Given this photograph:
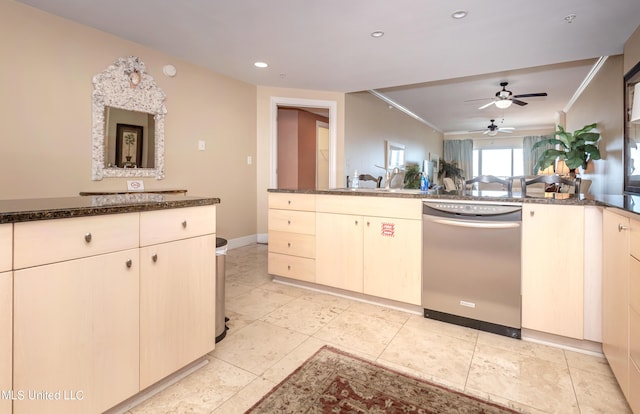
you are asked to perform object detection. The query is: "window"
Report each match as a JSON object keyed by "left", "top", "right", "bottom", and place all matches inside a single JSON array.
[{"left": 473, "top": 148, "right": 523, "bottom": 177}]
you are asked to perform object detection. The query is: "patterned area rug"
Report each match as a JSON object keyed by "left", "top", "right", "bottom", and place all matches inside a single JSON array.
[{"left": 246, "top": 345, "right": 520, "bottom": 413}]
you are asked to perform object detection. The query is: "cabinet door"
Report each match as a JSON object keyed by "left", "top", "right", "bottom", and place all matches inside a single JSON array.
[
  {"left": 521, "top": 204, "right": 584, "bottom": 339},
  {"left": 0, "top": 272, "right": 11, "bottom": 414},
  {"left": 602, "top": 208, "right": 630, "bottom": 398},
  {"left": 316, "top": 213, "right": 363, "bottom": 292},
  {"left": 140, "top": 234, "right": 216, "bottom": 389},
  {"left": 13, "top": 250, "right": 139, "bottom": 414},
  {"left": 363, "top": 216, "right": 422, "bottom": 305}
]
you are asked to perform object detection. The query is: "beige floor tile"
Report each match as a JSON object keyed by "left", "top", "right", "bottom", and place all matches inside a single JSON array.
[
  {"left": 378, "top": 315, "right": 477, "bottom": 390},
  {"left": 212, "top": 376, "right": 277, "bottom": 414},
  {"left": 129, "top": 357, "right": 256, "bottom": 414},
  {"left": 312, "top": 309, "right": 404, "bottom": 357},
  {"left": 261, "top": 337, "right": 329, "bottom": 384},
  {"left": 345, "top": 300, "right": 413, "bottom": 325},
  {"left": 225, "top": 286, "right": 296, "bottom": 319},
  {"left": 479, "top": 332, "right": 567, "bottom": 365},
  {"left": 260, "top": 280, "right": 308, "bottom": 298},
  {"left": 466, "top": 342, "right": 579, "bottom": 414},
  {"left": 261, "top": 296, "right": 344, "bottom": 335},
  {"left": 297, "top": 290, "right": 355, "bottom": 310},
  {"left": 564, "top": 349, "right": 614, "bottom": 378},
  {"left": 569, "top": 365, "right": 632, "bottom": 414},
  {"left": 211, "top": 320, "right": 308, "bottom": 375}
]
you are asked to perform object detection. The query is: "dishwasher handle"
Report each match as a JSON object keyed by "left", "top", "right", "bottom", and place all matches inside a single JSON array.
[{"left": 428, "top": 218, "right": 520, "bottom": 229}]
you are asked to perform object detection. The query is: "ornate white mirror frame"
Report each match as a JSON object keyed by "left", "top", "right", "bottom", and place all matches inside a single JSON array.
[{"left": 92, "top": 56, "right": 166, "bottom": 180}]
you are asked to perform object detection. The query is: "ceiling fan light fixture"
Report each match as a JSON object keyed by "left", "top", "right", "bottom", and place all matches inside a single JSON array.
[
  {"left": 495, "top": 99, "right": 512, "bottom": 109},
  {"left": 254, "top": 61, "right": 268, "bottom": 68},
  {"left": 487, "top": 130, "right": 498, "bottom": 137}
]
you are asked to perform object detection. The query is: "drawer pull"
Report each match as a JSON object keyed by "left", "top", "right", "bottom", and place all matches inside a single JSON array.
[
  {"left": 126, "top": 259, "right": 132, "bottom": 268},
  {"left": 287, "top": 242, "right": 291, "bottom": 248},
  {"left": 84, "top": 232, "right": 92, "bottom": 243},
  {"left": 152, "top": 253, "right": 158, "bottom": 263},
  {"left": 288, "top": 220, "right": 291, "bottom": 225},
  {"left": 355, "top": 220, "right": 359, "bottom": 225},
  {"left": 529, "top": 210, "right": 535, "bottom": 217},
  {"left": 182, "top": 220, "right": 187, "bottom": 228},
  {"left": 619, "top": 224, "right": 629, "bottom": 232},
  {"left": 287, "top": 265, "right": 291, "bottom": 271},
  {"left": 288, "top": 200, "right": 291, "bottom": 205}
]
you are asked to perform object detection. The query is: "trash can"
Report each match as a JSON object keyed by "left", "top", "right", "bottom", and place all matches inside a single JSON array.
[{"left": 215, "top": 237, "right": 229, "bottom": 343}]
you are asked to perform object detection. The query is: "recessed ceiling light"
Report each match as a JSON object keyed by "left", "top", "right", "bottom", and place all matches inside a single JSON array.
[
  {"left": 254, "top": 62, "right": 268, "bottom": 68},
  {"left": 370, "top": 31, "right": 384, "bottom": 38},
  {"left": 451, "top": 10, "right": 468, "bottom": 19}
]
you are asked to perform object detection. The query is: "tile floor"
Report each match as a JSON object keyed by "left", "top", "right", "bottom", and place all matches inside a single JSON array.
[{"left": 128, "top": 243, "right": 632, "bottom": 414}]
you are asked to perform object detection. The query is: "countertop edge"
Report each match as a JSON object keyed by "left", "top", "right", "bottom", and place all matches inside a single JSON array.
[{"left": 0, "top": 195, "right": 220, "bottom": 224}]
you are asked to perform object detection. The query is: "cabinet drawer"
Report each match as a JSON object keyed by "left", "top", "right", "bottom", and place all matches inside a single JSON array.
[
  {"left": 632, "top": 218, "right": 640, "bottom": 261},
  {"left": 268, "top": 209, "right": 315, "bottom": 234},
  {"left": 269, "top": 193, "right": 315, "bottom": 211},
  {"left": 268, "top": 231, "right": 315, "bottom": 258},
  {"left": 316, "top": 195, "right": 421, "bottom": 219},
  {"left": 14, "top": 213, "right": 139, "bottom": 269},
  {"left": 0, "top": 224, "right": 11, "bottom": 272},
  {"left": 140, "top": 205, "right": 216, "bottom": 246},
  {"left": 268, "top": 252, "right": 315, "bottom": 282}
]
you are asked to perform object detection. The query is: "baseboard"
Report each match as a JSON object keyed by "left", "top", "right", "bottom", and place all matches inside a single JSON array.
[
  {"left": 522, "top": 328, "right": 603, "bottom": 356},
  {"left": 224, "top": 234, "right": 258, "bottom": 250},
  {"left": 257, "top": 232, "right": 268, "bottom": 244}
]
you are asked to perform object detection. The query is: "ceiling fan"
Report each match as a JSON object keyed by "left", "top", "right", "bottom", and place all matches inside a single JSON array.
[
  {"left": 471, "top": 119, "right": 515, "bottom": 136},
  {"left": 478, "top": 82, "right": 547, "bottom": 110}
]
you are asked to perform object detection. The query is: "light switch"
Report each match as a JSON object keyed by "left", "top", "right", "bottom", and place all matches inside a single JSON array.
[
  {"left": 198, "top": 140, "right": 206, "bottom": 151},
  {"left": 247, "top": 155, "right": 253, "bottom": 165}
]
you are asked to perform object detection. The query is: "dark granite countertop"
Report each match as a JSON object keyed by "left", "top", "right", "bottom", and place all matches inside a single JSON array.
[
  {"left": 269, "top": 188, "right": 602, "bottom": 205},
  {"left": 269, "top": 187, "right": 640, "bottom": 216},
  {"left": 0, "top": 194, "right": 220, "bottom": 224}
]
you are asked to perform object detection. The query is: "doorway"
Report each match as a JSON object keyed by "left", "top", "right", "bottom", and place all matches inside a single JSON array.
[{"left": 270, "top": 97, "right": 337, "bottom": 189}]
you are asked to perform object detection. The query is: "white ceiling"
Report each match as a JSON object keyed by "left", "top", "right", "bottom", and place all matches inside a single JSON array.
[{"left": 16, "top": 0, "right": 640, "bottom": 134}]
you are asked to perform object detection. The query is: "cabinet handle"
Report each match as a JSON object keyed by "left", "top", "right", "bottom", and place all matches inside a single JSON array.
[
  {"left": 287, "top": 242, "right": 291, "bottom": 248},
  {"left": 619, "top": 224, "right": 629, "bottom": 232},
  {"left": 287, "top": 220, "right": 291, "bottom": 225},
  {"left": 367, "top": 221, "right": 370, "bottom": 227},
  {"left": 84, "top": 232, "right": 92, "bottom": 243},
  {"left": 529, "top": 210, "right": 535, "bottom": 217},
  {"left": 182, "top": 220, "right": 187, "bottom": 228},
  {"left": 355, "top": 220, "right": 358, "bottom": 225},
  {"left": 126, "top": 259, "right": 132, "bottom": 268},
  {"left": 288, "top": 200, "right": 291, "bottom": 205},
  {"left": 152, "top": 253, "right": 158, "bottom": 263},
  {"left": 287, "top": 265, "right": 291, "bottom": 270}
]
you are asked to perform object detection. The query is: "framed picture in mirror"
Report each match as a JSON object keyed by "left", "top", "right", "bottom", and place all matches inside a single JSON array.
[{"left": 115, "top": 123, "right": 143, "bottom": 168}]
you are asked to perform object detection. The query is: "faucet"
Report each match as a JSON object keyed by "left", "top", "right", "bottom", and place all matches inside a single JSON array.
[{"left": 384, "top": 167, "right": 400, "bottom": 190}]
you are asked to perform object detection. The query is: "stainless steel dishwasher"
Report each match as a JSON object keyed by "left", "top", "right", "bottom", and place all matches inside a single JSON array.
[{"left": 422, "top": 200, "right": 522, "bottom": 339}]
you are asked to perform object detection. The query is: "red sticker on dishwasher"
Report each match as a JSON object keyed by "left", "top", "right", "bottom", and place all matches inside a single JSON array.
[{"left": 381, "top": 222, "right": 395, "bottom": 237}]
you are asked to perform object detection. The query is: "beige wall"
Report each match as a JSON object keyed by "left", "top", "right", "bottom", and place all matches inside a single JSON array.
[
  {"left": 566, "top": 56, "right": 624, "bottom": 196},
  {"left": 624, "top": 24, "right": 640, "bottom": 75},
  {"left": 0, "top": 0, "right": 257, "bottom": 240},
  {"left": 344, "top": 91, "right": 443, "bottom": 183}
]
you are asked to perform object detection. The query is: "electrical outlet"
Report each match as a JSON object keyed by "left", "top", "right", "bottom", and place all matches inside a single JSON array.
[
  {"left": 198, "top": 140, "right": 206, "bottom": 151},
  {"left": 247, "top": 155, "right": 252, "bottom": 165}
]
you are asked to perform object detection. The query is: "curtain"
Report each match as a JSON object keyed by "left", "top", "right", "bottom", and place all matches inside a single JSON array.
[
  {"left": 444, "top": 139, "right": 473, "bottom": 180},
  {"left": 523, "top": 135, "right": 553, "bottom": 175}
]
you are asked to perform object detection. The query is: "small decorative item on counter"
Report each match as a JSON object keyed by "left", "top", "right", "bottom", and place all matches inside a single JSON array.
[
  {"left": 420, "top": 173, "right": 429, "bottom": 192},
  {"left": 352, "top": 170, "right": 359, "bottom": 188}
]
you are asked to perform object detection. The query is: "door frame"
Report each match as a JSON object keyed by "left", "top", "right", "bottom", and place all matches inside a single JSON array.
[{"left": 270, "top": 96, "right": 337, "bottom": 188}]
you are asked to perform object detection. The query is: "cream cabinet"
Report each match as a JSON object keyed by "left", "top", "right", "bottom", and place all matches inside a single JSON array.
[
  {"left": 521, "top": 204, "right": 585, "bottom": 339},
  {"left": 0, "top": 224, "right": 12, "bottom": 414},
  {"left": 139, "top": 206, "right": 216, "bottom": 389},
  {"left": 315, "top": 196, "right": 422, "bottom": 305},
  {"left": 602, "top": 208, "right": 630, "bottom": 399},
  {"left": 13, "top": 214, "right": 140, "bottom": 414},
  {"left": 268, "top": 193, "right": 316, "bottom": 282}
]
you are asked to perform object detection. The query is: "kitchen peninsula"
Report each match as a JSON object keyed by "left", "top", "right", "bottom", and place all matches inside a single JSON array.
[{"left": 1, "top": 194, "right": 219, "bottom": 414}]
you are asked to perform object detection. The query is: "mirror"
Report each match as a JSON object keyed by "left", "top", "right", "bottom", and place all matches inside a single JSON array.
[{"left": 92, "top": 56, "right": 166, "bottom": 180}]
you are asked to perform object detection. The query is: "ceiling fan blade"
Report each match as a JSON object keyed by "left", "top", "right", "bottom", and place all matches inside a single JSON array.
[
  {"left": 478, "top": 101, "right": 495, "bottom": 109},
  {"left": 499, "top": 129, "right": 513, "bottom": 133},
  {"left": 512, "top": 99, "right": 528, "bottom": 106},
  {"left": 513, "top": 92, "right": 547, "bottom": 98},
  {"left": 499, "top": 126, "right": 515, "bottom": 130}
]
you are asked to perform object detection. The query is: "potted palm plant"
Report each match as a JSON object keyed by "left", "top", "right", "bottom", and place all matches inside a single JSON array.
[{"left": 533, "top": 123, "right": 602, "bottom": 176}]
